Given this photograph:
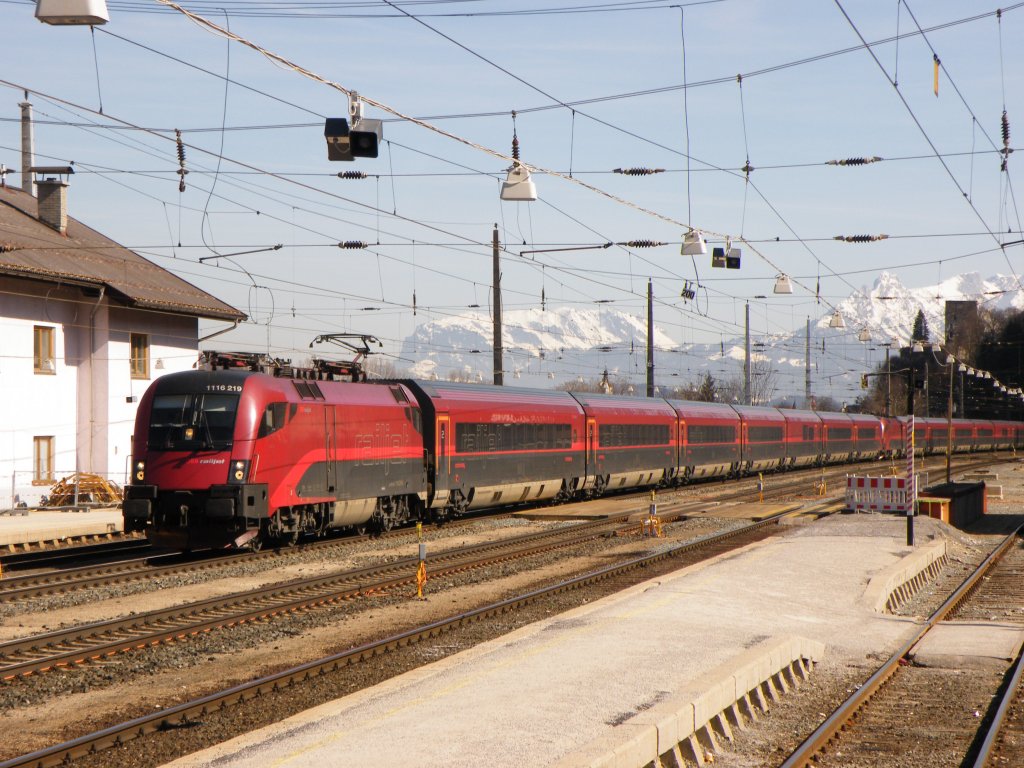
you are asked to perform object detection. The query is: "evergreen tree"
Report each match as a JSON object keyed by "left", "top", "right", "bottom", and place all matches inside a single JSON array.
[
  {"left": 696, "top": 372, "right": 717, "bottom": 402},
  {"left": 911, "top": 309, "right": 930, "bottom": 342}
]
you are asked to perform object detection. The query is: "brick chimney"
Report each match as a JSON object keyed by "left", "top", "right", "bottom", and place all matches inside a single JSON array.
[{"left": 37, "top": 178, "right": 69, "bottom": 235}]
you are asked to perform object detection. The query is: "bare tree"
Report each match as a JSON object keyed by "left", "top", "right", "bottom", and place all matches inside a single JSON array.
[
  {"left": 363, "top": 357, "right": 404, "bottom": 379},
  {"left": 749, "top": 357, "right": 779, "bottom": 406}
]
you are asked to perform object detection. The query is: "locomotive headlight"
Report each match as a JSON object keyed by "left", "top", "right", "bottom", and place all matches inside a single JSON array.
[
  {"left": 135, "top": 460, "right": 145, "bottom": 482},
  {"left": 229, "top": 460, "right": 250, "bottom": 484}
]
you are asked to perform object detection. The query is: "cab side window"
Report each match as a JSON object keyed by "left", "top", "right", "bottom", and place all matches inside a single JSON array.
[{"left": 258, "top": 402, "right": 288, "bottom": 438}]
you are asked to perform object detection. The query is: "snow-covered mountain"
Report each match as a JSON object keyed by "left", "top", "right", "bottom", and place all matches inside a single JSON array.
[
  {"left": 827, "top": 271, "right": 1023, "bottom": 344},
  {"left": 402, "top": 306, "right": 675, "bottom": 385},
  {"left": 397, "top": 272, "right": 1022, "bottom": 405}
]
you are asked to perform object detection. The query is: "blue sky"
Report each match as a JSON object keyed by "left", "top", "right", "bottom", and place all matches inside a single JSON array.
[{"left": 1, "top": 0, "right": 1021, "bottom": 371}]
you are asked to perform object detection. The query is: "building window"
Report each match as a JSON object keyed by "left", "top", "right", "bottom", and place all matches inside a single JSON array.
[
  {"left": 34, "top": 325, "right": 55, "bottom": 374},
  {"left": 130, "top": 333, "right": 150, "bottom": 379},
  {"left": 33, "top": 436, "right": 54, "bottom": 484}
]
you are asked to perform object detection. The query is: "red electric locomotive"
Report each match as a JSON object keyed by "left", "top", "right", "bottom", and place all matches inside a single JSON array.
[{"left": 124, "top": 370, "right": 427, "bottom": 550}]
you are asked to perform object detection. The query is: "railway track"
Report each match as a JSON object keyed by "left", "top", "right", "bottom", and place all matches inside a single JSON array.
[
  {"left": 781, "top": 524, "right": 1024, "bottom": 768},
  {"left": 0, "top": 505, "right": 804, "bottom": 768},
  {"left": 0, "top": 506, "right": 717, "bottom": 683},
  {"left": 0, "top": 451, "right": 1000, "bottom": 605},
  {"left": 0, "top": 537, "right": 151, "bottom": 572},
  {"left": 0, "top": 451, "right": 1009, "bottom": 767}
]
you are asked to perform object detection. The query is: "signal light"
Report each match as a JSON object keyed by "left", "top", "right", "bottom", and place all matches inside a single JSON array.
[
  {"left": 711, "top": 240, "right": 741, "bottom": 269},
  {"left": 325, "top": 118, "right": 353, "bottom": 161},
  {"left": 324, "top": 118, "right": 383, "bottom": 161},
  {"left": 350, "top": 119, "right": 383, "bottom": 158},
  {"left": 325, "top": 93, "right": 383, "bottom": 162}
]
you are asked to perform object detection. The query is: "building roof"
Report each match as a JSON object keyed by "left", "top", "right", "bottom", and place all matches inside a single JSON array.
[{"left": 0, "top": 184, "right": 245, "bottom": 322}]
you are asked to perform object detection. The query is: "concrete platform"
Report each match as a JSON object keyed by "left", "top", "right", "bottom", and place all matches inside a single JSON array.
[
  {"left": 164, "top": 512, "right": 955, "bottom": 768},
  {"left": 910, "top": 621, "right": 1024, "bottom": 671},
  {"left": 0, "top": 507, "right": 123, "bottom": 549}
]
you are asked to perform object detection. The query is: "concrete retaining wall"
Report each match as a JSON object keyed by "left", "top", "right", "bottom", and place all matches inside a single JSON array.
[
  {"left": 552, "top": 635, "right": 825, "bottom": 768},
  {"left": 862, "top": 539, "right": 946, "bottom": 613}
]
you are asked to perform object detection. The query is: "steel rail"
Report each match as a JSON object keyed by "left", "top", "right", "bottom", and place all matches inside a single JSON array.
[
  {"left": 0, "top": 451, "right": 998, "bottom": 604},
  {"left": 969, "top": 639, "right": 1024, "bottom": 768},
  {"left": 0, "top": 509, "right": 789, "bottom": 768},
  {"left": 0, "top": 538, "right": 151, "bottom": 571},
  {"left": 0, "top": 509, "right": 693, "bottom": 681},
  {"left": 779, "top": 523, "right": 1024, "bottom": 768}
]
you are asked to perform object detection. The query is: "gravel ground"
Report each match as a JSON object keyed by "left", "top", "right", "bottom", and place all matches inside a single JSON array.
[
  {"left": 2, "top": 458, "right": 1019, "bottom": 768},
  {"left": 708, "top": 495, "right": 1024, "bottom": 768},
  {"left": 0, "top": 513, "right": 741, "bottom": 761}
]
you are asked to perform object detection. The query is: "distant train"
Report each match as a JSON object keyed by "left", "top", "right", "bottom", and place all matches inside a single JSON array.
[{"left": 122, "top": 370, "right": 1024, "bottom": 550}]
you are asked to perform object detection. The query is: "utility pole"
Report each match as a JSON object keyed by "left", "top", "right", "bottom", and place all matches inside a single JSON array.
[
  {"left": 885, "top": 344, "right": 892, "bottom": 417},
  {"left": 946, "top": 357, "right": 954, "bottom": 483},
  {"left": 646, "top": 279, "right": 654, "bottom": 397},
  {"left": 805, "top": 317, "right": 811, "bottom": 407},
  {"left": 492, "top": 224, "right": 502, "bottom": 386},
  {"left": 744, "top": 302, "right": 751, "bottom": 405}
]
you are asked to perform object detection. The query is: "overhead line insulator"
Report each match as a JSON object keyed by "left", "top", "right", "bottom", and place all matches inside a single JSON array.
[
  {"left": 619, "top": 240, "right": 665, "bottom": 249},
  {"left": 338, "top": 241, "right": 367, "bottom": 249},
  {"left": 613, "top": 168, "right": 665, "bottom": 176},
  {"left": 826, "top": 156, "right": 883, "bottom": 166},
  {"left": 833, "top": 234, "right": 889, "bottom": 243},
  {"left": 175, "top": 129, "right": 188, "bottom": 192},
  {"left": 337, "top": 171, "right": 368, "bottom": 179}
]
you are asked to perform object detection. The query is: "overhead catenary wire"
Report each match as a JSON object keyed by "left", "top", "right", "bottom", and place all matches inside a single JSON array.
[
  {"left": 3, "top": 10, "right": 1010, "bottom": 384},
  {"left": 141, "top": 2, "right": 857, "bottom": 322},
  {"left": 833, "top": 0, "right": 1023, "bottom": 292}
]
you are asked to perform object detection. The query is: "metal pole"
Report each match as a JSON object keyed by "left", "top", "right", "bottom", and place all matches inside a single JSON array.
[
  {"left": 946, "top": 359, "right": 953, "bottom": 484},
  {"left": 492, "top": 224, "right": 502, "bottom": 386},
  {"left": 805, "top": 317, "right": 811, "bottom": 407},
  {"left": 885, "top": 345, "right": 891, "bottom": 417},
  {"left": 646, "top": 279, "right": 654, "bottom": 397},
  {"left": 744, "top": 302, "right": 751, "bottom": 405},
  {"left": 906, "top": 358, "right": 915, "bottom": 418}
]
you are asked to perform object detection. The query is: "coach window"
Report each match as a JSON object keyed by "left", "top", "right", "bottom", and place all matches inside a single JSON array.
[
  {"left": 130, "top": 333, "right": 150, "bottom": 379},
  {"left": 34, "top": 325, "right": 55, "bottom": 374},
  {"left": 33, "top": 436, "right": 54, "bottom": 484}
]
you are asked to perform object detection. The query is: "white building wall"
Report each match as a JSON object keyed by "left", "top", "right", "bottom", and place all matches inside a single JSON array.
[
  {"left": 0, "top": 278, "right": 81, "bottom": 507},
  {"left": 0, "top": 277, "right": 202, "bottom": 508},
  {"left": 106, "top": 307, "right": 198, "bottom": 486}
]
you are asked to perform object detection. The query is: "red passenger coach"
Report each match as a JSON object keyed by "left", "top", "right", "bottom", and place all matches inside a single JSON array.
[
  {"left": 778, "top": 409, "right": 823, "bottom": 468},
  {"left": 913, "top": 417, "right": 949, "bottom": 455},
  {"left": 669, "top": 401, "right": 741, "bottom": 480},
  {"left": 733, "top": 405, "right": 788, "bottom": 474},
  {"left": 570, "top": 392, "right": 678, "bottom": 494},
  {"left": 401, "top": 381, "right": 586, "bottom": 514},
  {"left": 848, "top": 413, "right": 883, "bottom": 460},
  {"left": 818, "top": 412, "right": 857, "bottom": 462},
  {"left": 879, "top": 417, "right": 904, "bottom": 457}
]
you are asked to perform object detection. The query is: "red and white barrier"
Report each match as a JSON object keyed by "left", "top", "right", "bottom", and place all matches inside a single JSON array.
[{"left": 846, "top": 475, "right": 910, "bottom": 512}]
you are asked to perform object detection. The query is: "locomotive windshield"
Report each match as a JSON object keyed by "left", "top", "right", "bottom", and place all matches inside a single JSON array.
[{"left": 147, "top": 392, "right": 239, "bottom": 450}]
